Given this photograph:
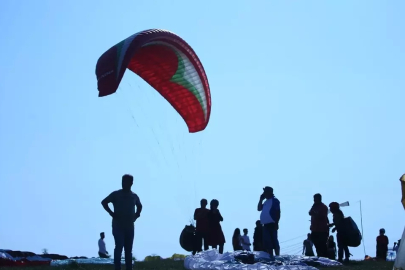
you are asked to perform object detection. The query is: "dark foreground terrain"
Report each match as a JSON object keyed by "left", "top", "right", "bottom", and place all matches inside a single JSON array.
[{"left": 0, "top": 260, "right": 394, "bottom": 270}]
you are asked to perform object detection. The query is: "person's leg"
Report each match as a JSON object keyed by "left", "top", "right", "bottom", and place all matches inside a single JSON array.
[
  {"left": 310, "top": 232, "right": 320, "bottom": 256},
  {"left": 218, "top": 244, "right": 224, "bottom": 254},
  {"left": 202, "top": 232, "right": 209, "bottom": 251},
  {"left": 270, "top": 224, "right": 280, "bottom": 256},
  {"left": 98, "top": 252, "right": 108, "bottom": 258},
  {"left": 192, "top": 232, "right": 202, "bottom": 255},
  {"left": 263, "top": 224, "right": 274, "bottom": 258},
  {"left": 113, "top": 225, "right": 125, "bottom": 270},
  {"left": 320, "top": 232, "right": 329, "bottom": 258},
  {"left": 344, "top": 245, "right": 350, "bottom": 260},
  {"left": 123, "top": 225, "right": 135, "bottom": 270},
  {"left": 337, "top": 233, "right": 344, "bottom": 261}
]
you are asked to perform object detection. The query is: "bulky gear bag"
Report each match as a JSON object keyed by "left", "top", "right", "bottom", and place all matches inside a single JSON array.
[
  {"left": 180, "top": 224, "right": 196, "bottom": 252},
  {"left": 341, "top": 216, "right": 362, "bottom": 247}
]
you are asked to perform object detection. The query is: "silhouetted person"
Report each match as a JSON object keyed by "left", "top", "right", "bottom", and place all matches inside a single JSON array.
[
  {"left": 253, "top": 220, "right": 263, "bottom": 251},
  {"left": 98, "top": 232, "right": 109, "bottom": 258},
  {"left": 101, "top": 174, "right": 143, "bottom": 270},
  {"left": 206, "top": 199, "right": 226, "bottom": 254},
  {"left": 309, "top": 193, "right": 329, "bottom": 257},
  {"left": 376, "top": 228, "right": 389, "bottom": 260},
  {"left": 241, "top": 228, "right": 252, "bottom": 251},
  {"left": 329, "top": 202, "right": 350, "bottom": 262},
  {"left": 394, "top": 239, "right": 401, "bottom": 254},
  {"left": 303, "top": 233, "right": 315, "bottom": 256},
  {"left": 232, "top": 228, "right": 243, "bottom": 251},
  {"left": 258, "top": 186, "right": 281, "bottom": 259},
  {"left": 327, "top": 235, "right": 337, "bottom": 260},
  {"left": 193, "top": 199, "right": 210, "bottom": 255}
]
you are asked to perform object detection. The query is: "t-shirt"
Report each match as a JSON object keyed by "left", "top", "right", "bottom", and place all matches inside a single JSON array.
[
  {"left": 103, "top": 189, "right": 141, "bottom": 226},
  {"left": 194, "top": 208, "right": 209, "bottom": 232},
  {"left": 241, "top": 235, "right": 251, "bottom": 251},
  {"left": 98, "top": 239, "right": 107, "bottom": 254},
  {"left": 260, "top": 198, "right": 275, "bottom": 224},
  {"left": 376, "top": 235, "right": 389, "bottom": 248},
  {"left": 310, "top": 203, "right": 329, "bottom": 232}
]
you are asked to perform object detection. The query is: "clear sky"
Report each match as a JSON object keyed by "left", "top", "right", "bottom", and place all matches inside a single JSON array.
[{"left": 0, "top": 0, "right": 404, "bottom": 261}]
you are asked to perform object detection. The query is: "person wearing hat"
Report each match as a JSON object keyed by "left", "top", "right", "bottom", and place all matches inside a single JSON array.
[
  {"left": 376, "top": 228, "right": 389, "bottom": 260},
  {"left": 257, "top": 186, "right": 281, "bottom": 258},
  {"left": 101, "top": 174, "right": 143, "bottom": 270}
]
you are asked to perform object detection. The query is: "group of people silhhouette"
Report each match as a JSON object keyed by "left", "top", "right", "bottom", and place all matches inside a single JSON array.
[
  {"left": 97, "top": 174, "right": 392, "bottom": 270},
  {"left": 193, "top": 188, "right": 364, "bottom": 263},
  {"left": 192, "top": 199, "right": 226, "bottom": 254},
  {"left": 193, "top": 186, "right": 281, "bottom": 259},
  {"left": 307, "top": 193, "right": 352, "bottom": 262}
]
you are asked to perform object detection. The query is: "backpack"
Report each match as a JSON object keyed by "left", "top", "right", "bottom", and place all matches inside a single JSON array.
[
  {"left": 179, "top": 224, "right": 196, "bottom": 252},
  {"left": 342, "top": 216, "right": 362, "bottom": 247}
]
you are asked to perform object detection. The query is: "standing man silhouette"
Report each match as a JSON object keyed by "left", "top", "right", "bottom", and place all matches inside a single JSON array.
[{"left": 102, "top": 174, "right": 142, "bottom": 270}]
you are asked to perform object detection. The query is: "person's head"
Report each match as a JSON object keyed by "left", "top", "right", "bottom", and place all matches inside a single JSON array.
[
  {"left": 379, "top": 228, "right": 385, "bottom": 235},
  {"left": 210, "top": 199, "right": 219, "bottom": 210},
  {"left": 313, "top": 193, "right": 322, "bottom": 203},
  {"left": 243, "top": 228, "right": 248, "bottom": 235},
  {"left": 233, "top": 228, "right": 241, "bottom": 237},
  {"left": 329, "top": 202, "right": 340, "bottom": 213},
  {"left": 100, "top": 232, "right": 105, "bottom": 239},
  {"left": 263, "top": 186, "right": 274, "bottom": 199},
  {"left": 200, "top": 199, "right": 208, "bottom": 208},
  {"left": 122, "top": 174, "right": 134, "bottom": 191},
  {"left": 328, "top": 235, "right": 334, "bottom": 241},
  {"left": 255, "top": 220, "right": 261, "bottom": 227},
  {"left": 307, "top": 233, "right": 311, "bottom": 240}
]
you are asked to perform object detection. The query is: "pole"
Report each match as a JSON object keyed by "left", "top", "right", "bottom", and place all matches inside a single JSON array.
[{"left": 359, "top": 200, "right": 367, "bottom": 256}]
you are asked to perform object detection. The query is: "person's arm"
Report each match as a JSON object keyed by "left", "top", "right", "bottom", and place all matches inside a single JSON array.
[
  {"left": 135, "top": 196, "right": 143, "bottom": 219},
  {"left": 194, "top": 209, "right": 199, "bottom": 220},
  {"left": 101, "top": 192, "right": 115, "bottom": 217},
  {"left": 303, "top": 241, "right": 306, "bottom": 255},
  {"left": 257, "top": 194, "right": 265, "bottom": 211},
  {"left": 218, "top": 211, "right": 223, "bottom": 222}
]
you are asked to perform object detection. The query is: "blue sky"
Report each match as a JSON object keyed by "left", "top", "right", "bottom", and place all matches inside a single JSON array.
[{"left": 0, "top": 0, "right": 404, "bottom": 261}]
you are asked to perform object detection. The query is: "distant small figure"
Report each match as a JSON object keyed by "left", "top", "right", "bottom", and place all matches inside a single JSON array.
[
  {"left": 309, "top": 193, "right": 329, "bottom": 258},
  {"left": 302, "top": 233, "right": 315, "bottom": 256},
  {"left": 257, "top": 186, "right": 281, "bottom": 259},
  {"left": 394, "top": 239, "right": 401, "bottom": 253},
  {"left": 241, "top": 228, "right": 252, "bottom": 251},
  {"left": 329, "top": 202, "right": 350, "bottom": 262},
  {"left": 207, "top": 199, "right": 226, "bottom": 254},
  {"left": 253, "top": 220, "right": 263, "bottom": 251},
  {"left": 376, "top": 228, "right": 389, "bottom": 260},
  {"left": 327, "top": 235, "right": 337, "bottom": 260},
  {"left": 98, "top": 232, "right": 109, "bottom": 258},
  {"left": 232, "top": 228, "right": 243, "bottom": 251},
  {"left": 193, "top": 199, "right": 210, "bottom": 255}
]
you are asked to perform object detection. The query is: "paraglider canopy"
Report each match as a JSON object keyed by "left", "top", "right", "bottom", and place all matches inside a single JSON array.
[{"left": 95, "top": 29, "right": 211, "bottom": 133}]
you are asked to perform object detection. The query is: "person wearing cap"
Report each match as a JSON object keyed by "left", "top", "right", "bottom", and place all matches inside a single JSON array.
[
  {"left": 257, "top": 186, "right": 281, "bottom": 258},
  {"left": 376, "top": 228, "right": 389, "bottom": 260},
  {"left": 101, "top": 174, "right": 143, "bottom": 270},
  {"left": 309, "top": 193, "right": 329, "bottom": 258}
]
